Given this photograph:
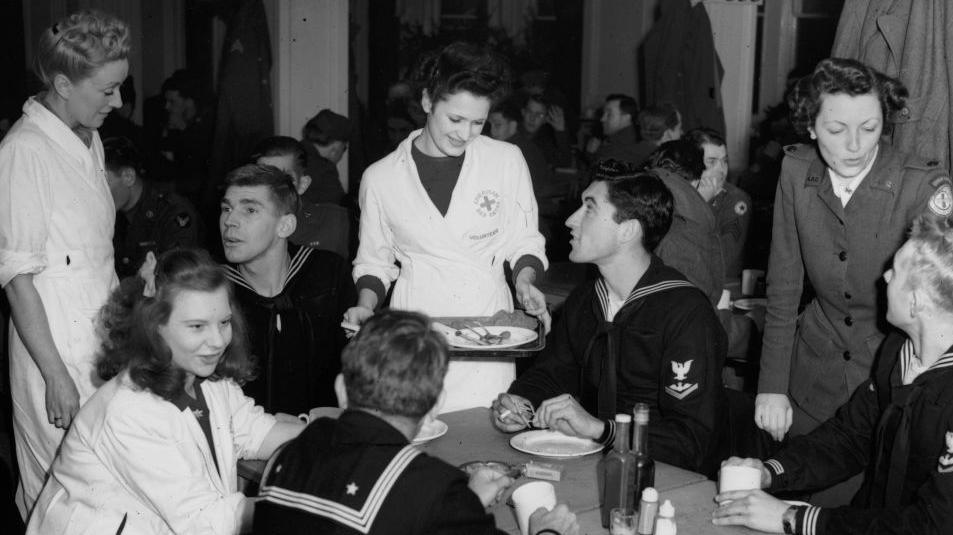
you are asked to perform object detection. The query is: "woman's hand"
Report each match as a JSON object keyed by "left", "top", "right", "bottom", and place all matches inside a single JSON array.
[
  {"left": 343, "top": 306, "right": 374, "bottom": 326},
  {"left": 45, "top": 370, "right": 80, "bottom": 429},
  {"left": 467, "top": 466, "right": 514, "bottom": 508},
  {"left": 755, "top": 393, "right": 793, "bottom": 442},
  {"left": 514, "top": 272, "right": 551, "bottom": 334},
  {"left": 696, "top": 170, "right": 723, "bottom": 202},
  {"left": 712, "top": 489, "right": 789, "bottom": 533}
]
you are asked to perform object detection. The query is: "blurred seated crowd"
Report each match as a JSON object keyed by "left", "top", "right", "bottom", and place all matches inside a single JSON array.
[{"left": 3, "top": 8, "right": 953, "bottom": 535}]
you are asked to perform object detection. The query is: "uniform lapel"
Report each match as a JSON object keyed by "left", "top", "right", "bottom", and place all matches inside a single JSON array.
[
  {"left": 25, "top": 98, "right": 114, "bottom": 215},
  {"left": 807, "top": 156, "right": 844, "bottom": 220}
]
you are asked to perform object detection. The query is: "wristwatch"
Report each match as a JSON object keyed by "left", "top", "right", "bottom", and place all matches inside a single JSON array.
[{"left": 782, "top": 505, "right": 802, "bottom": 535}]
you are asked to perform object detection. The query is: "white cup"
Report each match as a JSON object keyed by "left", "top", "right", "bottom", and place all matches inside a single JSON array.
[
  {"left": 512, "top": 481, "right": 557, "bottom": 535},
  {"left": 719, "top": 464, "right": 762, "bottom": 494}
]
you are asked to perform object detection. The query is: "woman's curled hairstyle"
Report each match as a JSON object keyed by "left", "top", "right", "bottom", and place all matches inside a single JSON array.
[
  {"left": 787, "top": 57, "right": 908, "bottom": 138},
  {"left": 414, "top": 41, "right": 511, "bottom": 105},
  {"left": 34, "top": 10, "right": 130, "bottom": 88},
  {"left": 97, "top": 248, "right": 255, "bottom": 401}
]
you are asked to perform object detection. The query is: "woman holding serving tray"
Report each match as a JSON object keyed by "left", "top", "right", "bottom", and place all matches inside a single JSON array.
[{"left": 344, "top": 41, "right": 549, "bottom": 413}]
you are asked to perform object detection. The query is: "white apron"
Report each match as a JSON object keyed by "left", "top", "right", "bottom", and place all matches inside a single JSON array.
[
  {"left": 0, "top": 98, "right": 118, "bottom": 518},
  {"left": 355, "top": 132, "right": 547, "bottom": 412}
]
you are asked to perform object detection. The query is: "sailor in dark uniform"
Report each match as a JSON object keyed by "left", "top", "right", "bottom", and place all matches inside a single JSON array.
[
  {"left": 254, "top": 310, "right": 580, "bottom": 535},
  {"left": 104, "top": 136, "right": 200, "bottom": 278},
  {"left": 713, "top": 214, "right": 953, "bottom": 535},
  {"left": 493, "top": 161, "right": 727, "bottom": 474}
]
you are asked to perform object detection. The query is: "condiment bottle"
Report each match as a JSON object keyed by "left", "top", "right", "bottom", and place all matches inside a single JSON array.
[
  {"left": 654, "top": 499, "right": 677, "bottom": 535},
  {"left": 636, "top": 487, "right": 658, "bottom": 535},
  {"left": 601, "top": 414, "right": 636, "bottom": 527}
]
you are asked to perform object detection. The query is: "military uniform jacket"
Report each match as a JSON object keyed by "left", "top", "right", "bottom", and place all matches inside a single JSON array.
[
  {"left": 764, "top": 332, "right": 953, "bottom": 534},
  {"left": 509, "top": 256, "right": 727, "bottom": 472},
  {"left": 114, "top": 181, "right": 200, "bottom": 278},
  {"left": 759, "top": 142, "right": 952, "bottom": 424},
  {"left": 225, "top": 246, "right": 355, "bottom": 414},
  {"left": 710, "top": 181, "right": 751, "bottom": 280},
  {"left": 254, "top": 410, "right": 503, "bottom": 535},
  {"left": 652, "top": 167, "right": 725, "bottom": 305},
  {"left": 594, "top": 126, "right": 654, "bottom": 168}
]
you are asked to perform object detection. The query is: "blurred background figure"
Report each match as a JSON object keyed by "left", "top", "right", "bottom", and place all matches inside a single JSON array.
[
  {"left": 105, "top": 136, "right": 200, "bottom": 278},
  {"left": 301, "top": 109, "right": 351, "bottom": 206}
]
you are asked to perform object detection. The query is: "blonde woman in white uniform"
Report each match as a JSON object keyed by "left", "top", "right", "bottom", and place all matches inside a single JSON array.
[
  {"left": 0, "top": 10, "right": 127, "bottom": 517},
  {"left": 346, "top": 42, "right": 549, "bottom": 413}
]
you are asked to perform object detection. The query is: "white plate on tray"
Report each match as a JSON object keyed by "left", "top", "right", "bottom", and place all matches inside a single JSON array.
[
  {"left": 412, "top": 419, "right": 448, "bottom": 444},
  {"left": 510, "top": 429, "right": 602, "bottom": 458},
  {"left": 434, "top": 325, "right": 538, "bottom": 349}
]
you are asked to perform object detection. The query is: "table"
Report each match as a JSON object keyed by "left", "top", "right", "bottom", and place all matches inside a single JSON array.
[
  {"left": 240, "top": 407, "right": 751, "bottom": 534},
  {"left": 574, "top": 481, "right": 759, "bottom": 535},
  {"left": 420, "top": 408, "right": 708, "bottom": 533}
]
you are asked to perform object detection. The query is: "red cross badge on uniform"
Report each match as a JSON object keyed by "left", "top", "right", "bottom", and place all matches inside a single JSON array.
[{"left": 474, "top": 189, "right": 501, "bottom": 217}]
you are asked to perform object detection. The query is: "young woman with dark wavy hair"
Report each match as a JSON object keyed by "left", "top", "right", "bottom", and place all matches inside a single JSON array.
[{"left": 27, "top": 249, "right": 304, "bottom": 534}]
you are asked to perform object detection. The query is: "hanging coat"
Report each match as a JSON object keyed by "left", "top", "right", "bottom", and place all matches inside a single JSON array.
[
  {"left": 354, "top": 131, "right": 548, "bottom": 412},
  {"left": 209, "top": 0, "right": 274, "bottom": 200},
  {"left": 832, "top": 0, "right": 953, "bottom": 172},
  {"left": 641, "top": 0, "right": 726, "bottom": 134}
]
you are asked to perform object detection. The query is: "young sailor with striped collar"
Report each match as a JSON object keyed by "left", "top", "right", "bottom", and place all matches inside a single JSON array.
[
  {"left": 254, "top": 310, "right": 580, "bottom": 535},
  {"left": 220, "top": 164, "right": 355, "bottom": 414},
  {"left": 492, "top": 160, "right": 727, "bottom": 473},
  {"left": 714, "top": 215, "right": 953, "bottom": 535}
]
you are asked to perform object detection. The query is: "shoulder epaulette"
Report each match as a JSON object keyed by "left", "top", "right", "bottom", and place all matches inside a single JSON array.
[{"left": 782, "top": 143, "right": 815, "bottom": 162}]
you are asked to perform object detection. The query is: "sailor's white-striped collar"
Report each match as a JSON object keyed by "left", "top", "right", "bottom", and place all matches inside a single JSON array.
[
  {"left": 259, "top": 445, "right": 421, "bottom": 533},
  {"left": 594, "top": 278, "right": 695, "bottom": 322},
  {"left": 900, "top": 339, "right": 953, "bottom": 385},
  {"left": 224, "top": 246, "right": 314, "bottom": 295}
]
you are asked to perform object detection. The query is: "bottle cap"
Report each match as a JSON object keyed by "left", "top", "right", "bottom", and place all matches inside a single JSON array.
[
  {"left": 658, "top": 499, "right": 675, "bottom": 517},
  {"left": 633, "top": 403, "right": 650, "bottom": 424},
  {"left": 641, "top": 487, "right": 658, "bottom": 502},
  {"left": 614, "top": 413, "right": 632, "bottom": 423}
]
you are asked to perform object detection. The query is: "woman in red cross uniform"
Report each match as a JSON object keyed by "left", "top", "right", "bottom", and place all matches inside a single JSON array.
[
  {"left": 344, "top": 42, "right": 549, "bottom": 413},
  {"left": 756, "top": 58, "right": 953, "bottom": 442}
]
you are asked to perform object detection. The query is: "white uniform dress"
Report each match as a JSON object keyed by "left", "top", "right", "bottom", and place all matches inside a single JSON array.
[
  {"left": 355, "top": 131, "right": 548, "bottom": 412},
  {"left": 27, "top": 373, "right": 277, "bottom": 535},
  {"left": 0, "top": 97, "right": 118, "bottom": 517}
]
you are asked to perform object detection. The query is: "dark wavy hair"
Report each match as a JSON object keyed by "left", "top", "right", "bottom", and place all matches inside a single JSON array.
[
  {"left": 342, "top": 310, "right": 448, "bottom": 419},
  {"left": 97, "top": 248, "right": 255, "bottom": 401},
  {"left": 589, "top": 159, "right": 674, "bottom": 252},
  {"left": 645, "top": 138, "right": 705, "bottom": 182},
  {"left": 414, "top": 41, "right": 511, "bottom": 106},
  {"left": 788, "top": 57, "right": 908, "bottom": 138},
  {"left": 686, "top": 127, "right": 726, "bottom": 150}
]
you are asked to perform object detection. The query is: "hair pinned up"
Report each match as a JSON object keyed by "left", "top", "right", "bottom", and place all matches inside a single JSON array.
[
  {"left": 34, "top": 10, "right": 130, "bottom": 88},
  {"left": 414, "top": 41, "right": 511, "bottom": 106},
  {"left": 788, "top": 58, "right": 908, "bottom": 139}
]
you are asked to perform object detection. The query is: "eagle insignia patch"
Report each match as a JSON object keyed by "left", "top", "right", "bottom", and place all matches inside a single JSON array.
[{"left": 665, "top": 360, "right": 698, "bottom": 400}]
